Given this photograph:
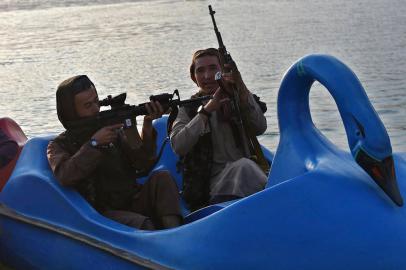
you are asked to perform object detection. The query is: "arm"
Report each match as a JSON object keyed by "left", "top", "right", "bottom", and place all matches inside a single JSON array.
[
  {"left": 119, "top": 100, "right": 162, "bottom": 170},
  {"left": 222, "top": 63, "right": 267, "bottom": 135},
  {"left": 47, "top": 139, "right": 103, "bottom": 187},
  {"left": 170, "top": 107, "right": 209, "bottom": 156},
  {"left": 140, "top": 117, "right": 157, "bottom": 156},
  {"left": 47, "top": 123, "right": 123, "bottom": 186},
  {"left": 242, "top": 92, "right": 267, "bottom": 135},
  {"left": 119, "top": 120, "right": 157, "bottom": 171}
]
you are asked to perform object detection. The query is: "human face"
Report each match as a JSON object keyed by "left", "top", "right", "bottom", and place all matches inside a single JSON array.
[
  {"left": 74, "top": 86, "right": 100, "bottom": 118},
  {"left": 193, "top": 55, "right": 221, "bottom": 94}
]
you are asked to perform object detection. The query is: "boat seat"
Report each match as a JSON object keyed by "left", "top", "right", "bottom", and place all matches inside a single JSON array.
[
  {"left": 0, "top": 135, "right": 138, "bottom": 231},
  {"left": 1, "top": 116, "right": 273, "bottom": 224},
  {"left": 137, "top": 117, "right": 183, "bottom": 188},
  {"left": 0, "top": 117, "right": 189, "bottom": 228},
  {"left": 0, "top": 117, "right": 27, "bottom": 191}
]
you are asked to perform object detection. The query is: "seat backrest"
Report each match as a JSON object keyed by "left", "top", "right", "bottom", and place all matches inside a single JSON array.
[
  {"left": 0, "top": 117, "right": 28, "bottom": 191},
  {"left": 137, "top": 116, "right": 183, "bottom": 189}
]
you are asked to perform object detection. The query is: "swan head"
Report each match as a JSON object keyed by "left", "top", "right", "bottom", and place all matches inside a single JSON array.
[
  {"left": 348, "top": 115, "right": 403, "bottom": 206},
  {"left": 276, "top": 54, "right": 403, "bottom": 206}
]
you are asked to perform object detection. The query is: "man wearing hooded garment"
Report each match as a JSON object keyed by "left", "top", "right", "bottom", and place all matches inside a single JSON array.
[{"left": 47, "top": 75, "right": 182, "bottom": 230}]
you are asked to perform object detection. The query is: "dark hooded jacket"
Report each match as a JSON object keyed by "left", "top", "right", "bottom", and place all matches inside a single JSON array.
[
  {"left": 47, "top": 75, "right": 156, "bottom": 211},
  {"left": 0, "top": 130, "right": 18, "bottom": 168}
]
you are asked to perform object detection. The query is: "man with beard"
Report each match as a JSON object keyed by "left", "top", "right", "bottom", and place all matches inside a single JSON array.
[{"left": 170, "top": 48, "right": 268, "bottom": 211}]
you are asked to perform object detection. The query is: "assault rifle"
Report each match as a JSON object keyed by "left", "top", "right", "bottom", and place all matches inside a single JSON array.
[
  {"left": 208, "top": 5, "right": 251, "bottom": 157},
  {"left": 208, "top": 5, "right": 234, "bottom": 70},
  {"left": 65, "top": 89, "right": 212, "bottom": 130},
  {"left": 208, "top": 5, "right": 270, "bottom": 173}
]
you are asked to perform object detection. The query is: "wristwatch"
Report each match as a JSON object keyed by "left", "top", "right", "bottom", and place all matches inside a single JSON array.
[
  {"left": 90, "top": 138, "right": 98, "bottom": 148},
  {"left": 198, "top": 106, "right": 211, "bottom": 118}
]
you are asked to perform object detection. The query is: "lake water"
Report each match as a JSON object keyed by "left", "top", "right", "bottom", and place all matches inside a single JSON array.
[{"left": 1, "top": 0, "right": 405, "bottom": 152}]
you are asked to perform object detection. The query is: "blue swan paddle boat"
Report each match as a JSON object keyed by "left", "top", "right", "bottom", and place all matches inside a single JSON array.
[{"left": 1, "top": 54, "right": 406, "bottom": 270}]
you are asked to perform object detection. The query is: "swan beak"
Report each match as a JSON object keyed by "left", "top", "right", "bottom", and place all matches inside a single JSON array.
[{"left": 355, "top": 150, "right": 403, "bottom": 206}]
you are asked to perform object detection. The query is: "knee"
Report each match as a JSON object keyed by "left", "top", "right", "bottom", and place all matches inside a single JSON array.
[
  {"left": 237, "top": 157, "right": 254, "bottom": 167},
  {"left": 149, "top": 170, "right": 177, "bottom": 188},
  {"left": 140, "top": 218, "right": 156, "bottom": 230},
  {"left": 150, "top": 170, "right": 172, "bottom": 180}
]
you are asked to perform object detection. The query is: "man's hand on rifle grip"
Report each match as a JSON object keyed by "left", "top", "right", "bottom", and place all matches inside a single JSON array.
[
  {"left": 143, "top": 101, "right": 164, "bottom": 137},
  {"left": 91, "top": 123, "right": 123, "bottom": 146},
  {"left": 222, "top": 63, "right": 250, "bottom": 105},
  {"left": 144, "top": 101, "right": 164, "bottom": 122},
  {"left": 204, "top": 87, "right": 230, "bottom": 114}
]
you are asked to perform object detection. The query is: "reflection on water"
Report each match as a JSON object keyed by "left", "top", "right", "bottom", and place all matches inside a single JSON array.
[{"left": 0, "top": 0, "right": 405, "bottom": 152}]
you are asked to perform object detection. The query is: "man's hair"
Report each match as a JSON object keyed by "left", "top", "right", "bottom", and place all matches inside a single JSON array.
[
  {"left": 56, "top": 75, "right": 96, "bottom": 128},
  {"left": 189, "top": 48, "right": 220, "bottom": 84}
]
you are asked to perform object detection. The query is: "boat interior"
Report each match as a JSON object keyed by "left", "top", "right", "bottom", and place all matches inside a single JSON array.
[{"left": 0, "top": 116, "right": 273, "bottom": 229}]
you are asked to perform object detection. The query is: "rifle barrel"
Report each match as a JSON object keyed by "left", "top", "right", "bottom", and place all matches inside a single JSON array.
[
  {"left": 208, "top": 5, "right": 217, "bottom": 30},
  {"left": 208, "top": 5, "right": 226, "bottom": 50},
  {"left": 176, "top": 95, "right": 212, "bottom": 106}
]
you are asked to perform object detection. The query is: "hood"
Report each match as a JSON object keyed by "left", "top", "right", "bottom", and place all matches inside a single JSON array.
[{"left": 56, "top": 75, "right": 95, "bottom": 129}]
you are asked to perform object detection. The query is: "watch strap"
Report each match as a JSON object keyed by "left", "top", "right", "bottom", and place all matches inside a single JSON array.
[{"left": 90, "top": 138, "right": 98, "bottom": 148}]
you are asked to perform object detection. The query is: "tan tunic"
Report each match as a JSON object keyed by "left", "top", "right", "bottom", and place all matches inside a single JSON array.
[{"left": 170, "top": 93, "right": 268, "bottom": 199}]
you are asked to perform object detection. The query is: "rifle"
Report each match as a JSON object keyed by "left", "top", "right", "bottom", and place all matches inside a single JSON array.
[
  {"left": 208, "top": 5, "right": 270, "bottom": 174},
  {"left": 208, "top": 5, "right": 252, "bottom": 158},
  {"left": 208, "top": 5, "right": 234, "bottom": 69},
  {"left": 65, "top": 89, "right": 212, "bottom": 131}
]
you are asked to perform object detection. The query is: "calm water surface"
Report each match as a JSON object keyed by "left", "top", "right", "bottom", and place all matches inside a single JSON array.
[{"left": 0, "top": 0, "right": 405, "bottom": 152}]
